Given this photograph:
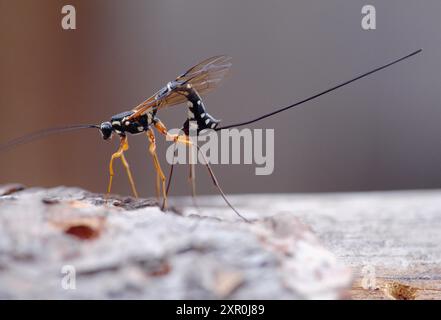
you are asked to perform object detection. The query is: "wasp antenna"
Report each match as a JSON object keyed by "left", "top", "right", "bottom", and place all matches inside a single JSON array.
[
  {"left": 0, "top": 124, "right": 100, "bottom": 153},
  {"left": 217, "top": 49, "right": 422, "bottom": 130}
]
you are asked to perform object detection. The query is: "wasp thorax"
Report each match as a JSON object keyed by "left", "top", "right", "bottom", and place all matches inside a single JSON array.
[{"left": 100, "top": 122, "right": 113, "bottom": 140}]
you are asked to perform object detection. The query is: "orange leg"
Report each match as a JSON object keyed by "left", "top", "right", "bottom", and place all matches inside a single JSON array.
[
  {"left": 107, "top": 135, "right": 139, "bottom": 198},
  {"left": 154, "top": 119, "right": 192, "bottom": 145},
  {"left": 155, "top": 119, "right": 248, "bottom": 221},
  {"left": 146, "top": 129, "right": 167, "bottom": 208},
  {"left": 154, "top": 119, "right": 197, "bottom": 204}
]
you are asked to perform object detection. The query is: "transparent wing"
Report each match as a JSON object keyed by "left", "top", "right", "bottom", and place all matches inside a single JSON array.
[
  {"left": 131, "top": 55, "right": 231, "bottom": 117},
  {"left": 178, "top": 55, "right": 231, "bottom": 96}
]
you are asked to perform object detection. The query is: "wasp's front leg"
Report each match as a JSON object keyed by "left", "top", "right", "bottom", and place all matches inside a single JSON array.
[{"left": 107, "top": 135, "right": 139, "bottom": 198}]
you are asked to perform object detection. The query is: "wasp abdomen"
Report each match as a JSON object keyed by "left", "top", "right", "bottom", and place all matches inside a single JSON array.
[{"left": 182, "top": 88, "right": 220, "bottom": 134}]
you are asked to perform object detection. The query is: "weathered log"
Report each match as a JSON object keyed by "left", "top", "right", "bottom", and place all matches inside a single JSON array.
[
  {"left": 0, "top": 185, "right": 351, "bottom": 299},
  {"left": 189, "top": 191, "right": 441, "bottom": 300}
]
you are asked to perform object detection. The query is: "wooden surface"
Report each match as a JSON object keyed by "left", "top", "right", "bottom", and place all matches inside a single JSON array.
[
  {"left": 1, "top": 184, "right": 440, "bottom": 299},
  {"left": 0, "top": 185, "right": 351, "bottom": 299},
  {"left": 177, "top": 190, "right": 441, "bottom": 299}
]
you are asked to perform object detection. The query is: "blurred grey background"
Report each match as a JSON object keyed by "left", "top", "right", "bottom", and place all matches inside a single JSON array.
[{"left": 0, "top": 0, "right": 440, "bottom": 196}]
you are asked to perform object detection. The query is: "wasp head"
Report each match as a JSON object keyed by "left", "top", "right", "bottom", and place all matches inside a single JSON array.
[{"left": 99, "top": 122, "right": 113, "bottom": 140}]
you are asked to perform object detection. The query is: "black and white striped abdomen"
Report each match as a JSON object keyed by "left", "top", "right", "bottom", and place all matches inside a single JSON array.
[{"left": 182, "top": 88, "right": 220, "bottom": 134}]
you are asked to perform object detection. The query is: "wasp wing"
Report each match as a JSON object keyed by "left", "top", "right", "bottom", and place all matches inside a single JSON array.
[{"left": 131, "top": 55, "right": 231, "bottom": 118}]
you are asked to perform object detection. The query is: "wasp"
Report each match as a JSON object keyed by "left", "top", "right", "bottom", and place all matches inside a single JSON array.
[
  {"left": 0, "top": 50, "right": 422, "bottom": 222},
  {"left": 98, "top": 56, "right": 231, "bottom": 211}
]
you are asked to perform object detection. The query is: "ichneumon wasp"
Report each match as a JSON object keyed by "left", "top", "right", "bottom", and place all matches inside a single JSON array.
[{"left": 0, "top": 49, "right": 422, "bottom": 222}]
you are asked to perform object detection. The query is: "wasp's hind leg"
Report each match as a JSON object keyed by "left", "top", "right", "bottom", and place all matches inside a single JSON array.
[
  {"left": 188, "top": 145, "right": 199, "bottom": 208},
  {"left": 107, "top": 135, "right": 139, "bottom": 198},
  {"left": 195, "top": 145, "right": 249, "bottom": 222},
  {"left": 153, "top": 119, "right": 199, "bottom": 208},
  {"left": 146, "top": 129, "right": 167, "bottom": 209}
]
